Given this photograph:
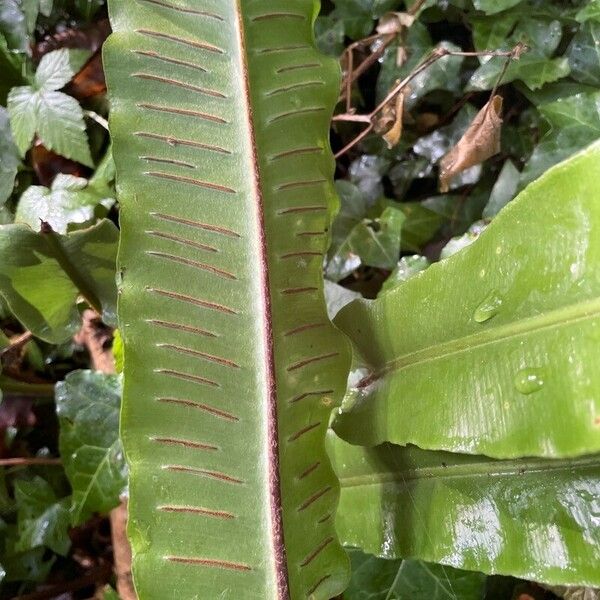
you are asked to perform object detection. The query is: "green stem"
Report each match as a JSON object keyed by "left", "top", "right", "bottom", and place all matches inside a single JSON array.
[
  {"left": 0, "top": 375, "right": 55, "bottom": 397},
  {"left": 41, "top": 226, "right": 103, "bottom": 315}
]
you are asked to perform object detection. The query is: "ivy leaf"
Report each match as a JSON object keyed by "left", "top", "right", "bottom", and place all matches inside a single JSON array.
[
  {"left": 326, "top": 183, "right": 405, "bottom": 280},
  {"left": 469, "top": 55, "right": 570, "bottom": 91},
  {"left": 345, "top": 550, "right": 487, "bottom": 600},
  {"left": 379, "top": 255, "right": 430, "bottom": 296},
  {"left": 469, "top": 18, "right": 567, "bottom": 91},
  {"left": 0, "top": 0, "right": 28, "bottom": 52},
  {"left": 472, "top": 0, "right": 524, "bottom": 14},
  {"left": 0, "top": 219, "right": 118, "bottom": 342},
  {"left": 330, "top": 0, "right": 399, "bottom": 40},
  {"left": 55, "top": 370, "right": 126, "bottom": 525},
  {"left": 406, "top": 42, "right": 464, "bottom": 108},
  {"left": 567, "top": 22, "right": 600, "bottom": 86},
  {"left": 16, "top": 173, "right": 113, "bottom": 233},
  {"left": 14, "top": 477, "right": 71, "bottom": 556},
  {"left": 315, "top": 15, "right": 346, "bottom": 57},
  {"left": 400, "top": 203, "right": 445, "bottom": 251},
  {"left": 325, "top": 280, "right": 362, "bottom": 319},
  {"left": 521, "top": 92, "right": 600, "bottom": 186},
  {"left": 0, "top": 107, "right": 20, "bottom": 205},
  {"left": 0, "top": 546, "right": 55, "bottom": 583},
  {"left": 576, "top": 0, "right": 600, "bottom": 23},
  {"left": 483, "top": 159, "right": 519, "bottom": 219}
]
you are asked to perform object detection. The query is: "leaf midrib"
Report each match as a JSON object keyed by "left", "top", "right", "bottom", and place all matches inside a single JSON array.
[
  {"left": 360, "top": 295, "right": 600, "bottom": 387},
  {"left": 233, "top": 3, "right": 289, "bottom": 598},
  {"left": 339, "top": 453, "right": 600, "bottom": 489}
]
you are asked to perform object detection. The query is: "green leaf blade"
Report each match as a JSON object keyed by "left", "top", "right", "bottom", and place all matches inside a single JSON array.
[
  {"left": 329, "top": 432, "right": 600, "bottom": 588},
  {"left": 104, "top": 1, "right": 349, "bottom": 598},
  {"left": 334, "top": 142, "right": 600, "bottom": 459}
]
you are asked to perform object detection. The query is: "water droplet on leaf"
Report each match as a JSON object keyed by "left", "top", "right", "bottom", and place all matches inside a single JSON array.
[
  {"left": 515, "top": 368, "right": 545, "bottom": 395},
  {"left": 474, "top": 292, "right": 502, "bottom": 323}
]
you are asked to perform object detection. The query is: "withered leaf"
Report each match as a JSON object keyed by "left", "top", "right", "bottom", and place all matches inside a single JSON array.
[
  {"left": 374, "top": 85, "right": 408, "bottom": 149},
  {"left": 439, "top": 95, "right": 503, "bottom": 193},
  {"left": 376, "top": 12, "right": 415, "bottom": 35}
]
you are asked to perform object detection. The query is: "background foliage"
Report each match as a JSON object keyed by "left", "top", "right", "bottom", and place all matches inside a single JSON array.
[{"left": 0, "top": 0, "right": 598, "bottom": 598}]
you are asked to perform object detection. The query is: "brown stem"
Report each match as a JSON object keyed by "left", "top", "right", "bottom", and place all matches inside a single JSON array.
[
  {"left": 333, "top": 44, "right": 526, "bottom": 158},
  {"left": 0, "top": 331, "right": 33, "bottom": 357}
]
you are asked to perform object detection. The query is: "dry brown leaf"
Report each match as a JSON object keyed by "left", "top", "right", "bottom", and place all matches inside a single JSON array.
[
  {"left": 439, "top": 95, "right": 503, "bottom": 193},
  {"left": 374, "top": 85, "right": 408, "bottom": 149},
  {"left": 376, "top": 11, "right": 415, "bottom": 35}
]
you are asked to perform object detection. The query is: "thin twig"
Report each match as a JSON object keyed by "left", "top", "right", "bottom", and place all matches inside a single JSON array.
[
  {"left": 0, "top": 331, "right": 33, "bottom": 357},
  {"left": 333, "top": 44, "right": 526, "bottom": 158}
]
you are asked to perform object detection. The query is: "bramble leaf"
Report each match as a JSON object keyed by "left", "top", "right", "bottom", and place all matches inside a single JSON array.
[{"left": 16, "top": 173, "right": 114, "bottom": 233}]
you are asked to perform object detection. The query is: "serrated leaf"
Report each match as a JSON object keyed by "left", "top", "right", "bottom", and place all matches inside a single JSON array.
[
  {"left": 104, "top": 1, "right": 350, "bottom": 598},
  {"left": 0, "top": 219, "right": 118, "bottom": 342},
  {"left": 37, "top": 90, "right": 93, "bottom": 166},
  {"left": 7, "top": 86, "right": 39, "bottom": 156},
  {"left": 56, "top": 370, "right": 126, "bottom": 525},
  {"left": 16, "top": 173, "right": 113, "bottom": 233},
  {"left": 34, "top": 48, "right": 82, "bottom": 91},
  {"left": 345, "top": 550, "right": 487, "bottom": 600},
  {"left": 7, "top": 82, "right": 93, "bottom": 166},
  {"left": 14, "top": 476, "right": 71, "bottom": 556},
  {"left": 333, "top": 142, "right": 600, "bottom": 458},
  {"left": 329, "top": 432, "right": 600, "bottom": 587},
  {"left": 0, "top": 107, "right": 20, "bottom": 205}
]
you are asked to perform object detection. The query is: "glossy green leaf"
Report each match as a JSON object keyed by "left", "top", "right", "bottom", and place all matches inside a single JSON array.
[
  {"left": 379, "top": 255, "right": 430, "bottom": 296},
  {"left": 16, "top": 173, "right": 114, "bottom": 233},
  {"left": 345, "top": 550, "right": 487, "bottom": 600},
  {"left": 469, "top": 18, "right": 567, "bottom": 91},
  {"left": 520, "top": 91, "right": 600, "bottom": 186},
  {"left": 577, "top": 0, "right": 600, "bottom": 23},
  {"left": 468, "top": 55, "right": 570, "bottom": 92},
  {"left": 567, "top": 22, "right": 600, "bottom": 86},
  {"left": 0, "top": 219, "right": 118, "bottom": 343},
  {"left": 472, "top": 0, "right": 524, "bottom": 14},
  {"left": 0, "top": 0, "right": 29, "bottom": 53},
  {"left": 333, "top": 142, "right": 600, "bottom": 458},
  {"left": 14, "top": 476, "right": 71, "bottom": 556},
  {"left": 329, "top": 433, "right": 600, "bottom": 587},
  {"left": 0, "top": 107, "right": 20, "bottom": 206},
  {"left": 56, "top": 370, "right": 126, "bottom": 525},
  {"left": 482, "top": 159, "right": 519, "bottom": 220},
  {"left": 104, "top": 1, "right": 350, "bottom": 598}
]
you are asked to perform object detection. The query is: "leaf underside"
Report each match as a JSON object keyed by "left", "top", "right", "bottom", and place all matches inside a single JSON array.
[
  {"left": 328, "top": 432, "right": 600, "bottom": 587},
  {"left": 334, "top": 142, "right": 600, "bottom": 459},
  {"left": 104, "top": 1, "right": 349, "bottom": 599}
]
